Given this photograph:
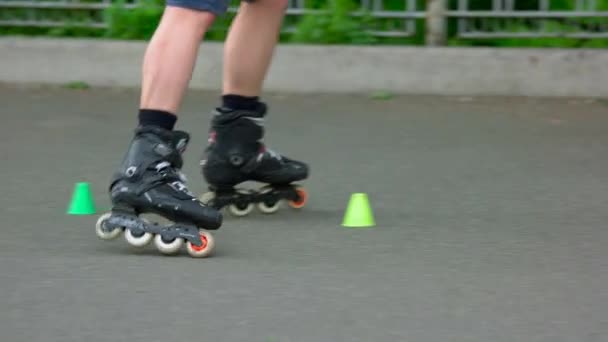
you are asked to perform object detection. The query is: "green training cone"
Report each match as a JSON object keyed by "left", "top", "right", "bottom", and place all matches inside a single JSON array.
[
  {"left": 342, "top": 193, "right": 375, "bottom": 228},
  {"left": 67, "top": 182, "right": 96, "bottom": 215}
]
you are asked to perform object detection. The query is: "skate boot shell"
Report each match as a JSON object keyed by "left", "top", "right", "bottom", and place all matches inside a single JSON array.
[
  {"left": 200, "top": 104, "right": 309, "bottom": 216},
  {"left": 95, "top": 126, "right": 222, "bottom": 257}
]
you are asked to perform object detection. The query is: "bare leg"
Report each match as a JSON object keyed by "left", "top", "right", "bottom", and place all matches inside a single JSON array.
[
  {"left": 222, "top": 0, "right": 288, "bottom": 97},
  {"left": 104, "top": 6, "right": 225, "bottom": 248},
  {"left": 199, "top": 0, "right": 309, "bottom": 209},
  {"left": 140, "top": 6, "right": 215, "bottom": 114}
]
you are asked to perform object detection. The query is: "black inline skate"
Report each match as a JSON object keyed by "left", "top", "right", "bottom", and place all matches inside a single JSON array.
[
  {"left": 95, "top": 126, "right": 223, "bottom": 257},
  {"left": 199, "top": 103, "right": 309, "bottom": 216}
]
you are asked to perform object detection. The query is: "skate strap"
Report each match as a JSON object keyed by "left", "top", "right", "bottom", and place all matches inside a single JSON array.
[
  {"left": 134, "top": 162, "right": 188, "bottom": 196},
  {"left": 152, "top": 143, "right": 185, "bottom": 170},
  {"left": 239, "top": 153, "right": 263, "bottom": 173},
  {"left": 238, "top": 147, "right": 284, "bottom": 173}
]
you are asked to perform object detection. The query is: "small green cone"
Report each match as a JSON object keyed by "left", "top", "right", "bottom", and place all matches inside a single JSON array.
[
  {"left": 67, "top": 182, "right": 96, "bottom": 215},
  {"left": 342, "top": 193, "right": 375, "bottom": 228}
]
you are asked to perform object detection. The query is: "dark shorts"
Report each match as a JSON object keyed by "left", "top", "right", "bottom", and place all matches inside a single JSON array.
[{"left": 166, "top": 0, "right": 231, "bottom": 15}]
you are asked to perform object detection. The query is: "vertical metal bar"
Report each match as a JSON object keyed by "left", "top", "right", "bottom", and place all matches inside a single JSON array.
[
  {"left": 426, "top": 0, "right": 446, "bottom": 46},
  {"left": 491, "top": 0, "right": 503, "bottom": 33},
  {"left": 457, "top": 0, "right": 466, "bottom": 37},
  {"left": 507, "top": 0, "right": 512, "bottom": 28},
  {"left": 492, "top": 0, "right": 500, "bottom": 10},
  {"left": 539, "top": 0, "right": 549, "bottom": 34},
  {"left": 371, "top": 0, "right": 381, "bottom": 11},
  {"left": 540, "top": 0, "right": 549, "bottom": 10},
  {"left": 27, "top": 0, "right": 36, "bottom": 24},
  {"left": 406, "top": 0, "right": 416, "bottom": 35}
]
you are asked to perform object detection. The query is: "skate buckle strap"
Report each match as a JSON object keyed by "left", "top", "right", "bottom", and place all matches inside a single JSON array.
[
  {"left": 265, "top": 148, "right": 282, "bottom": 161},
  {"left": 132, "top": 161, "right": 190, "bottom": 196},
  {"left": 153, "top": 143, "right": 184, "bottom": 169},
  {"left": 158, "top": 163, "right": 195, "bottom": 196},
  {"left": 236, "top": 146, "right": 283, "bottom": 174},
  {"left": 156, "top": 162, "right": 189, "bottom": 185},
  {"left": 239, "top": 153, "right": 263, "bottom": 173}
]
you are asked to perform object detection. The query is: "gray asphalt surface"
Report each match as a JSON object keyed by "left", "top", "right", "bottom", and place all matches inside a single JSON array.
[{"left": 1, "top": 84, "right": 607, "bottom": 342}]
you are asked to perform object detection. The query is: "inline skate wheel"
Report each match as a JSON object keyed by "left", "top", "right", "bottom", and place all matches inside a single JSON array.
[
  {"left": 257, "top": 187, "right": 281, "bottom": 214},
  {"left": 95, "top": 212, "right": 123, "bottom": 240},
  {"left": 124, "top": 218, "right": 153, "bottom": 248},
  {"left": 288, "top": 187, "right": 308, "bottom": 209},
  {"left": 199, "top": 191, "right": 216, "bottom": 206},
  {"left": 229, "top": 203, "right": 254, "bottom": 216},
  {"left": 257, "top": 201, "right": 280, "bottom": 214},
  {"left": 186, "top": 231, "right": 215, "bottom": 258},
  {"left": 228, "top": 189, "right": 254, "bottom": 217},
  {"left": 154, "top": 234, "right": 183, "bottom": 255}
]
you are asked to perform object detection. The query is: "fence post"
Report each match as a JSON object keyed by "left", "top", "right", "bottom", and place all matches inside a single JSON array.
[{"left": 426, "top": 0, "right": 447, "bottom": 46}]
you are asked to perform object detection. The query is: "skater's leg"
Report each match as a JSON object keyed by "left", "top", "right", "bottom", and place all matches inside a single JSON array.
[
  {"left": 140, "top": 5, "right": 216, "bottom": 116},
  {"left": 199, "top": 0, "right": 309, "bottom": 212},
  {"left": 221, "top": 0, "right": 288, "bottom": 99},
  {"left": 98, "top": 2, "right": 227, "bottom": 256}
]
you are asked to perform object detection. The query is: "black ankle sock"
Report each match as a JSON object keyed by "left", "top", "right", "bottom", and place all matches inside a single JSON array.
[
  {"left": 222, "top": 94, "right": 259, "bottom": 111},
  {"left": 138, "top": 109, "right": 177, "bottom": 130}
]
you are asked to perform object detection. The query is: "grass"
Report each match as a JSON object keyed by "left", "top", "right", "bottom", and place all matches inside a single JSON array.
[{"left": 64, "top": 81, "right": 91, "bottom": 90}]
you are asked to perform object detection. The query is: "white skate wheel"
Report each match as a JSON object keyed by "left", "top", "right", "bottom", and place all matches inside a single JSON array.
[
  {"left": 186, "top": 231, "right": 215, "bottom": 258},
  {"left": 154, "top": 234, "right": 183, "bottom": 255},
  {"left": 228, "top": 203, "right": 254, "bottom": 217},
  {"left": 256, "top": 187, "right": 281, "bottom": 214},
  {"left": 124, "top": 228, "right": 153, "bottom": 248},
  {"left": 257, "top": 201, "right": 281, "bottom": 214},
  {"left": 199, "top": 191, "right": 216, "bottom": 205},
  {"left": 95, "top": 213, "right": 122, "bottom": 240},
  {"left": 228, "top": 188, "right": 254, "bottom": 216}
]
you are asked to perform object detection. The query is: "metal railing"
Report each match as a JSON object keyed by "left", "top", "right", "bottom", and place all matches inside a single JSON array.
[
  {"left": 452, "top": 0, "right": 608, "bottom": 39},
  {"left": 284, "top": 0, "right": 422, "bottom": 38},
  {"left": 0, "top": 0, "right": 137, "bottom": 28},
  {"left": 0, "top": 0, "right": 422, "bottom": 36},
  {"left": 0, "top": 0, "right": 607, "bottom": 43}
]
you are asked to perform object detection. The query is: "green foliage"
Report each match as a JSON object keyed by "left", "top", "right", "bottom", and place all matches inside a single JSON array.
[
  {"left": 104, "top": 0, "right": 163, "bottom": 40},
  {"left": 369, "top": 90, "right": 394, "bottom": 100},
  {"left": 0, "top": 0, "right": 607, "bottom": 48},
  {"left": 290, "top": 0, "right": 377, "bottom": 44},
  {"left": 0, "top": 3, "right": 106, "bottom": 38},
  {"left": 444, "top": 0, "right": 608, "bottom": 48},
  {"left": 64, "top": 81, "right": 91, "bottom": 90}
]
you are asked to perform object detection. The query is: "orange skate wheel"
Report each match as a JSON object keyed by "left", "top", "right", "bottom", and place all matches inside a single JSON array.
[{"left": 288, "top": 187, "right": 308, "bottom": 209}]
